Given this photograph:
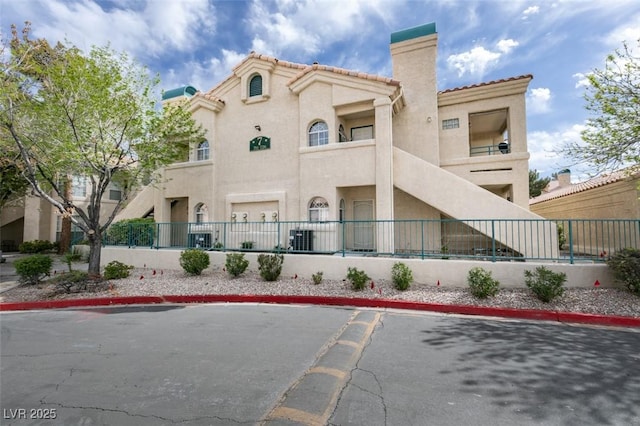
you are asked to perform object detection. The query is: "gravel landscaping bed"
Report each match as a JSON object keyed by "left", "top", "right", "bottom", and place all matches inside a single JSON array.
[{"left": 2, "top": 267, "right": 639, "bottom": 318}]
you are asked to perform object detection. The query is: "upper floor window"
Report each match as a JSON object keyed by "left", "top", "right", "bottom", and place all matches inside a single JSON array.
[
  {"left": 195, "top": 203, "right": 209, "bottom": 223},
  {"left": 308, "top": 121, "right": 329, "bottom": 147},
  {"left": 442, "top": 118, "right": 459, "bottom": 130},
  {"left": 72, "top": 176, "right": 87, "bottom": 198},
  {"left": 249, "top": 74, "right": 263, "bottom": 97},
  {"left": 351, "top": 125, "right": 373, "bottom": 141},
  {"left": 309, "top": 197, "right": 329, "bottom": 222},
  {"left": 196, "top": 140, "right": 210, "bottom": 161},
  {"left": 109, "top": 189, "right": 122, "bottom": 201}
]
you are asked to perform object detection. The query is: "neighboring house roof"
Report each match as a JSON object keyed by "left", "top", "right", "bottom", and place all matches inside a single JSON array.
[
  {"left": 438, "top": 74, "right": 534, "bottom": 95},
  {"left": 529, "top": 169, "right": 640, "bottom": 205}
]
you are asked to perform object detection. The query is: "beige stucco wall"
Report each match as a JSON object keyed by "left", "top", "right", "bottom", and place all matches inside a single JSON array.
[
  {"left": 101, "top": 247, "right": 616, "bottom": 289},
  {"left": 531, "top": 179, "right": 640, "bottom": 219}
]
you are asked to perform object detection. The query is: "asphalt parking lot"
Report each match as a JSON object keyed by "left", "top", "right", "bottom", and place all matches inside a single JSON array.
[{"left": 2, "top": 304, "right": 639, "bottom": 425}]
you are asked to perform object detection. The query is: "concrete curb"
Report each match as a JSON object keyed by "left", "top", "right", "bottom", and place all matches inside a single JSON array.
[{"left": 1, "top": 294, "right": 639, "bottom": 328}]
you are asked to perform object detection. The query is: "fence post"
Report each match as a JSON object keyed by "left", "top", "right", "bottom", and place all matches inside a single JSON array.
[
  {"left": 491, "top": 220, "right": 496, "bottom": 262},
  {"left": 568, "top": 220, "right": 574, "bottom": 264},
  {"left": 421, "top": 220, "right": 425, "bottom": 260},
  {"left": 223, "top": 222, "right": 227, "bottom": 252},
  {"left": 155, "top": 223, "right": 159, "bottom": 249},
  {"left": 342, "top": 221, "right": 346, "bottom": 257}
]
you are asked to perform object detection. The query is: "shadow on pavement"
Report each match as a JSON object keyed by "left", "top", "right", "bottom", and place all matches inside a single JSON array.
[{"left": 421, "top": 319, "right": 639, "bottom": 425}]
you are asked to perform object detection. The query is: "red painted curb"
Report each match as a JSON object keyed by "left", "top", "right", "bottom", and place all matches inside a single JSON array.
[{"left": 1, "top": 294, "right": 639, "bottom": 327}]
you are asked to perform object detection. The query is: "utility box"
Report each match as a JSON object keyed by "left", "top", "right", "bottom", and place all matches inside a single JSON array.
[
  {"left": 188, "top": 233, "right": 212, "bottom": 249},
  {"left": 289, "top": 229, "right": 313, "bottom": 252}
]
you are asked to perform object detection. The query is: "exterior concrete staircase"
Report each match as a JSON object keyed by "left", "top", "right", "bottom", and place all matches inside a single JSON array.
[
  {"left": 393, "top": 147, "right": 558, "bottom": 258},
  {"left": 113, "top": 185, "right": 155, "bottom": 222}
]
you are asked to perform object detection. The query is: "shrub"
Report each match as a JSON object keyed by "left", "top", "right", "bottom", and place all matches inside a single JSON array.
[
  {"left": 312, "top": 271, "right": 324, "bottom": 285},
  {"left": 180, "top": 249, "right": 210, "bottom": 275},
  {"left": 14, "top": 254, "right": 53, "bottom": 285},
  {"left": 258, "top": 254, "right": 284, "bottom": 281},
  {"left": 19, "top": 240, "right": 55, "bottom": 254},
  {"left": 63, "top": 250, "right": 82, "bottom": 272},
  {"left": 106, "top": 218, "right": 155, "bottom": 246},
  {"left": 606, "top": 248, "right": 640, "bottom": 295},
  {"left": 557, "top": 223, "right": 567, "bottom": 250},
  {"left": 226, "top": 253, "right": 249, "bottom": 277},
  {"left": 50, "top": 270, "right": 90, "bottom": 293},
  {"left": 103, "top": 260, "right": 134, "bottom": 280},
  {"left": 346, "top": 267, "right": 369, "bottom": 291},
  {"left": 391, "top": 262, "right": 413, "bottom": 291},
  {"left": 212, "top": 241, "right": 224, "bottom": 250},
  {"left": 467, "top": 267, "right": 500, "bottom": 299},
  {"left": 524, "top": 266, "right": 567, "bottom": 303}
]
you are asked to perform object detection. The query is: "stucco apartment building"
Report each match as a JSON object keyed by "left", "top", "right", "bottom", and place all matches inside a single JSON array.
[
  {"left": 0, "top": 22, "right": 552, "bottom": 256},
  {"left": 114, "top": 22, "right": 554, "bottom": 257}
]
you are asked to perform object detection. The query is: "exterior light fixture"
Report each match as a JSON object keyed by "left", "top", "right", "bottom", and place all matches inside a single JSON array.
[{"left": 254, "top": 125, "right": 261, "bottom": 131}]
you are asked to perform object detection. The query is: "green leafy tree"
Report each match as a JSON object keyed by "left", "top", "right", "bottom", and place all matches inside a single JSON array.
[
  {"left": 1, "top": 23, "right": 204, "bottom": 276},
  {"left": 529, "top": 169, "right": 550, "bottom": 198},
  {"left": 563, "top": 39, "right": 640, "bottom": 174}
]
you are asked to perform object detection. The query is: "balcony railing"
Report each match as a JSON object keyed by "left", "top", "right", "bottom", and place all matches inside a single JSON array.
[
  {"left": 470, "top": 142, "right": 510, "bottom": 156},
  {"left": 102, "top": 218, "right": 640, "bottom": 264}
]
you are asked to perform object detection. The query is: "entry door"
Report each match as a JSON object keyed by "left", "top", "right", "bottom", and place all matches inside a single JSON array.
[{"left": 353, "top": 200, "right": 374, "bottom": 250}]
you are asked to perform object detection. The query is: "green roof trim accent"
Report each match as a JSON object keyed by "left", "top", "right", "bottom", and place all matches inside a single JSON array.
[
  {"left": 390, "top": 22, "right": 437, "bottom": 44},
  {"left": 162, "top": 85, "right": 198, "bottom": 100}
]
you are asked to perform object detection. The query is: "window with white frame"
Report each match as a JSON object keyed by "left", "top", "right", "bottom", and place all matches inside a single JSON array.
[
  {"left": 195, "top": 203, "right": 208, "bottom": 223},
  {"left": 442, "top": 118, "right": 459, "bottom": 130},
  {"left": 196, "top": 140, "right": 210, "bottom": 161},
  {"left": 308, "top": 121, "right": 329, "bottom": 147},
  {"left": 249, "top": 74, "right": 263, "bottom": 97},
  {"left": 72, "top": 176, "right": 87, "bottom": 197},
  {"left": 309, "top": 197, "right": 329, "bottom": 222}
]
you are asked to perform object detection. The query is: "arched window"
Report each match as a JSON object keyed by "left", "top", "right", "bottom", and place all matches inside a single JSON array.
[
  {"left": 196, "top": 140, "right": 210, "bottom": 161},
  {"left": 308, "top": 121, "right": 329, "bottom": 147},
  {"left": 309, "top": 197, "right": 329, "bottom": 222},
  {"left": 195, "top": 203, "right": 208, "bottom": 223},
  {"left": 338, "top": 124, "right": 347, "bottom": 143},
  {"left": 249, "top": 74, "right": 263, "bottom": 97}
]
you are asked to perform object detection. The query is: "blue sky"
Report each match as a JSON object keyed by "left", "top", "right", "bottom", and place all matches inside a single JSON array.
[{"left": 2, "top": 0, "right": 639, "bottom": 180}]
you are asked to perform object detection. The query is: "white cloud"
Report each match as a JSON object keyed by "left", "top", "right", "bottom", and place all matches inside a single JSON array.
[
  {"left": 604, "top": 13, "right": 640, "bottom": 52},
  {"left": 447, "top": 38, "right": 518, "bottom": 79},
  {"left": 527, "top": 124, "right": 589, "bottom": 178},
  {"left": 14, "top": 0, "right": 216, "bottom": 61},
  {"left": 497, "top": 39, "right": 519, "bottom": 54},
  {"left": 446, "top": 47, "right": 499, "bottom": 78},
  {"left": 246, "top": 0, "right": 385, "bottom": 60},
  {"left": 522, "top": 6, "right": 540, "bottom": 19},
  {"left": 527, "top": 87, "right": 552, "bottom": 114},
  {"left": 573, "top": 72, "right": 590, "bottom": 89},
  {"left": 162, "top": 49, "right": 247, "bottom": 93}
]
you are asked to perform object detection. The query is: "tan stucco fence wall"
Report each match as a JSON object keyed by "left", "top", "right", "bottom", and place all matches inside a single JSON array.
[{"left": 101, "top": 247, "right": 615, "bottom": 289}]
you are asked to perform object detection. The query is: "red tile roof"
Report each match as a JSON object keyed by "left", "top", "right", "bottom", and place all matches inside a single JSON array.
[
  {"left": 438, "top": 74, "right": 533, "bottom": 94},
  {"left": 529, "top": 168, "right": 640, "bottom": 205}
]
